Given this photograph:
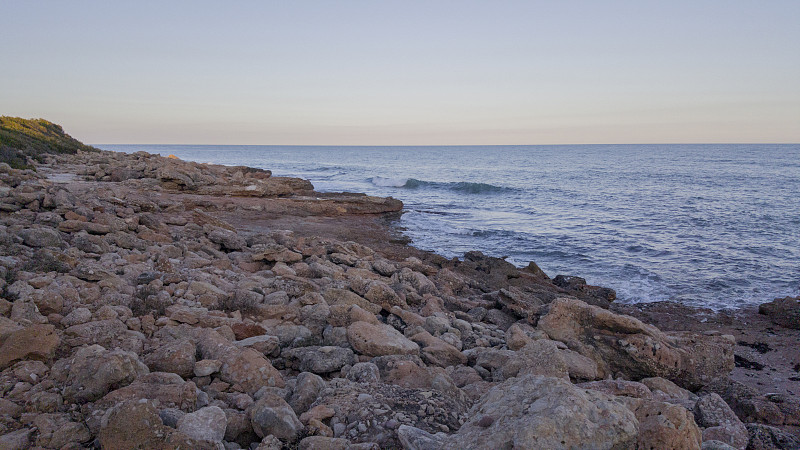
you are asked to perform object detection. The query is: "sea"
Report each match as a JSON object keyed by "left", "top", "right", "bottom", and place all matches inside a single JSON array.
[{"left": 98, "top": 144, "right": 800, "bottom": 310}]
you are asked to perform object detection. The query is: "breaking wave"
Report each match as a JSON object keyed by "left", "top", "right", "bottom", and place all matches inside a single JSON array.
[{"left": 368, "top": 177, "right": 513, "bottom": 194}]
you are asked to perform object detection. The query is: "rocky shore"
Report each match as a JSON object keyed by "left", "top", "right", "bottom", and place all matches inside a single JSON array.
[{"left": 1, "top": 119, "right": 798, "bottom": 449}]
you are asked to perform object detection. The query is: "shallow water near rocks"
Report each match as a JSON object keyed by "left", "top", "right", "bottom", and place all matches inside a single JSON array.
[{"left": 99, "top": 144, "right": 800, "bottom": 310}]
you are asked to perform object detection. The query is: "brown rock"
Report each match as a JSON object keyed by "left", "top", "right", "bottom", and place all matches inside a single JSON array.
[
  {"left": 144, "top": 339, "right": 197, "bottom": 378},
  {"left": 410, "top": 330, "right": 467, "bottom": 368},
  {"left": 630, "top": 399, "right": 702, "bottom": 450},
  {"left": 537, "top": 298, "right": 734, "bottom": 389},
  {"left": 98, "top": 400, "right": 216, "bottom": 450},
  {"left": 346, "top": 321, "right": 419, "bottom": 357},
  {"left": 0, "top": 324, "right": 59, "bottom": 369},
  {"left": 758, "top": 296, "right": 800, "bottom": 329}
]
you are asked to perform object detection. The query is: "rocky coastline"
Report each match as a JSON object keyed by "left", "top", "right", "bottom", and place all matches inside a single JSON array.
[{"left": 1, "top": 119, "right": 798, "bottom": 449}]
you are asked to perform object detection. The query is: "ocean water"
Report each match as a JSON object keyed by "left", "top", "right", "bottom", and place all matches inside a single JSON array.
[{"left": 99, "top": 144, "right": 800, "bottom": 310}]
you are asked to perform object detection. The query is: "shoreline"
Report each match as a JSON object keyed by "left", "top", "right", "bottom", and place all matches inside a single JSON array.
[{"left": 1, "top": 136, "right": 798, "bottom": 448}]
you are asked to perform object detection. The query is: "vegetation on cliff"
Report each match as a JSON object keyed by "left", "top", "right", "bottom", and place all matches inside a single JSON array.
[{"left": 0, "top": 116, "right": 97, "bottom": 169}]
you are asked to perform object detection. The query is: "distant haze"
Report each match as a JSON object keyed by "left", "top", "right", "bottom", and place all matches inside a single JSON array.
[{"left": 2, "top": 1, "right": 799, "bottom": 145}]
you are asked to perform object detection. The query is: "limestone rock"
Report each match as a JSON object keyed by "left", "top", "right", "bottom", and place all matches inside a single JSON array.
[
  {"left": 249, "top": 392, "right": 304, "bottom": 442},
  {"left": 98, "top": 400, "right": 216, "bottom": 450},
  {"left": 0, "top": 324, "right": 59, "bottom": 369},
  {"left": 629, "top": 399, "right": 702, "bottom": 450},
  {"left": 410, "top": 330, "right": 466, "bottom": 368},
  {"left": 63, "top": 344, "right": 149, "bottom": 403},
  {"left": 347, "top": 321, "right": 419, "bottom": 357},
  {"left": 694, "top": 393, "right": 748, "bottom": 450},
  {"left": 537, "top": 297, "right": 734, "bottom": 389},
  {"left": 444, "top": 375, "right": 639, "bottom": 450},
  {"left": 758, "top": 296, "right": 800, "bottom": 330},
  {"left": 19, "top": 226, "right": 63, "bottom": 248},
  {"left": 198, "top": 328, "right": 284, "bottom": 395},
  {"left": 145, "top": 339, "right": 196, "bottom": 378},
  {"left": 176, "top": 405, "right": 227, "bottom": 442},
  {"left": 97, "top": 372, "right": 198, "bottom": 412}
]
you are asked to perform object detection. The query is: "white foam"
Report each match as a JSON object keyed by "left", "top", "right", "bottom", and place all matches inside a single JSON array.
[{"left": 369, "top": 176, "right": 409, "bottom": 187}]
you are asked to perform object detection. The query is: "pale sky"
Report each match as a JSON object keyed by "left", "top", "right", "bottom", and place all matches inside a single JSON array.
[{"left": 2, "top": 1, "right": 799, "bottom": 145}]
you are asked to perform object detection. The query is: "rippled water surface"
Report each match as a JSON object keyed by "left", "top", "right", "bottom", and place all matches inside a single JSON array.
[{"left": 100, "top": 144, "right": 800, "bottom": 309}]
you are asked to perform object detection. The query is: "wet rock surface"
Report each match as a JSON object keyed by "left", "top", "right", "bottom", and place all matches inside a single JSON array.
[{"left": 0, "top": 136, "right": 797, "bottom": 448}]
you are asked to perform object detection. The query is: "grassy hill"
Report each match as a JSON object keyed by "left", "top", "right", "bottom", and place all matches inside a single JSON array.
[{"left": 0, "top": 116, "right": 97, "bottom": 169}]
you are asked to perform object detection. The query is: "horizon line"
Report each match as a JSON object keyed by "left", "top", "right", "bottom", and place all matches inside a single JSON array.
[{"left": 93, "top": 142, "right": 800, "bottom": 147}]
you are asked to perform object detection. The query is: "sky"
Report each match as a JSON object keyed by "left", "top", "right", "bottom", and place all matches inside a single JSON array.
[{"left": 1, "top": 1, "right": 799, "bottom": 145}]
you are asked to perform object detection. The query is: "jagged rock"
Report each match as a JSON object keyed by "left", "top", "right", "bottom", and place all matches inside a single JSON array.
[
  {"left": 700, "top": 379, "right": 785, "bottom": 426},
  {"left": 198, "top": 328, "right": 284, "bottom": 395},
  {"left": 397, "top": 425, "right": 449, "bottom": 450},
  {"left": 176, "top": 406, "right": 227, "bottom": 442},
  {"left": 0, "top": 324, "right": 59, "bottom": 369},
  {"left": 744, "top": 423, "right": 800, "bottom": 450},
  {"left": 624, "top": 399, "right": 702, "bottom": 450},
  {"left": 96, "top": 372, "right": 198, "bottom": 412},
  {"left": 32, "top": 413, "right": 92, "bottom": 448},
  {"left": 347, "top": 321, "right": 420, "bottom": 357},
  {"left": 208, "top": 227, "right": 247, "bottom": 251},
  {"left": 19, "top": 226, "right": 63, "bottom": 248},
  {"left": 0, "top": 428, "right": 34, "bottom": 450},
  {"left": 346, "top": 362, "right": 381, "bottom": 383},
  {"left": 758, "top": 296, "right": 800, "bottom": 330},
  {"left": 284, "top": 345, "right": 356, "bottom": 374},
  {"left": 537, "top": 298, "right": 735, "bottom": 389},
  {"left": 289, "top": 372, "right": 326, "bottom": 415},
  {"left": 63, "top": 345, "right": 149, "bottom": 403},
  {"left": 410, "top": 330, "right": 466, "bottom": 368},
  {"left": 444, "top": 375, "right": 639, "bottom": 450},
  {"left": 249, "top": 392, "right": 304, "bottom": 442},
  {"left": 98, "top": 400, "right": 216, "bottom": 450},
  {"left": 694, "top": 393, "right": 749, "bottom": 450},
  {"left": 145, "top": 339, "right": 196, "bottom": 378}
]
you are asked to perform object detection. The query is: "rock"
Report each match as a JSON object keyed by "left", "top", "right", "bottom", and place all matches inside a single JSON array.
[
  {"left": 19, "top": 226, "right": 63, "bottom": 248},
  {"left": 362, "top": 280, "right": 406, "bottom": 309},
  {"left": 0, "top": 428, "right": 33, "bottom": 450},
  {"left": 98, "top": 400, "right": 215, "bottom": 450},
  {"left": 410, "top": 330, "right": 466, "bottom": 368},
  {"left": 702, "top": 441, "right": 738, "bottom": 450},
  {"left": 502, "top": 339, "right": 570, "bottom": 380},
  {"left": 63, "top": 344, "right": 149, "bottom": 403},
  {"left": 236, "top": 335, "right": 281, "bottom": 357},
  {"left": 177, "top": 406, "right": 227, "bottom": 442},
  {"left": 694, "top": 393, "right": 749, "bottom": 450},
  {"left": 32, "top": 414, "right": 92, "bottom": 449},
  {"left": 252, "top": 244, "right": 303, "bottom": 263},
  {"left": 347, "top": 321, "right": 419, "bottom": 357},
  {"left": 208, "top": 227, "right": 247, "bottom": 251},
  {"left": 537, "top": 297, "right": 735, "bottom": 389},
  {"left": 397, "top": 424, "right": 449, "bottom": 450},
  {"left": 444, "top": 375, "right": 639, "bottom": 450},
  {"left": 61, "top": 307, "right": 92, "bottom": 327},
  {"left": 198, "top": 328, "right": 284, "bottom": 395},
  {"left": 97, "top": 372, "right": 199, "bottom": 412},
  {"left": 0, "top": 324, "right": 60, "bottom": 369},
  {"left": 346, "top": 362, "right": 381, "bottom": 383},
  {"left": 700, "top": 379, "right": 785, "bottom": 426},
  {"left": 194, "top": 359, "right": 222, "bottom": 377},
  {"left": 249, "top": 392, "right": 304, "bottom": 442},
  {"left": 578, "top": 379, "right": 654, "bottom": 399},
  {"left": 285, "top": 345, "right": 356, "bottom": 374},
  {"left": 758, "top": 296, "right": 800, "bottom": 330},
  {"left": 744, "top": 423, "right": 800, "bottom": 450},
  {"left": 289, "top": 372, "right": 326, "bottom": 415},
  {"left": 629, "top": 399, "right": 701, "bottom": 450},
  {"left": 145, "top": 339, "right": 196, "bottom": 378}
]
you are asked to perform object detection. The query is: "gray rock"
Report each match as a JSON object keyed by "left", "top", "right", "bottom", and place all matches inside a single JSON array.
[
  {"left": 397, "top": 425, "right": 449, "bottom": 450},
  {"left": 346, "top": 362, "right": 380, "bottom": 383},
  {"left": 285, "top": 346, "right": 356, "bottom": 374},
  {"left": 745, "top": 423, "right": 800, "bottom": 450},
  {"left": 289, "top": 372, "right": 326, "bottom": 415},
  {"left": 249, "top": 392, "right": 303, "bottom": 442},
  {"left": 694, "top": 393, "right": 748, "bottom": 450},
  {"left": 145, "top": 339, "right": 196, "bottom": 378},
  {"left": 177, "top": 406, "right": 227, "bottom": 442},
  {"left": 444, "top": 375, "right": 639, "bottom": 450},
  {"left": 63, "top": 344, "right": 148, "bottom": 403},
  {"left": 19, "top": 227, "right": 62, "bottom": 248}
]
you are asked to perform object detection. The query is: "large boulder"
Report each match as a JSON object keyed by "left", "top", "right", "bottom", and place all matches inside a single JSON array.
[
  {"left": 758, "top": 296, "right": 800, "bottom": 330},
  {"left": 536, "top": 298, "right": 734, "bottom": 389},
  {"left": 63, "top": 345, "right": 149, "bottom": 403},
  {"left": 694, "top": 393, "right": 748, "bottom": 450},
  {"left": 198, "top": 328, "right": 284, "bottom": 395},
  {"left": 628, "top": 399, "right": 702, "bottom": 450},
  {"left": 347, "top": 321, "right": 419, "bottom": 357},
  {"left": 249, "top": 392, "right": 304, "bottom": 442},
  {"left": 444, "top": 375, "right": 639, "bottom": 449},
  {"left": 98, "top": 400, "right": 216, "bottom": 450},
  {"left": 176, "top": 406, "right": 227, "bottom": 443},
  {"left": 0, "top": 324, "right": 60, "bottom": 369},
  {"left": 144, "top": 339, "right": 196, "bottom": 378}
]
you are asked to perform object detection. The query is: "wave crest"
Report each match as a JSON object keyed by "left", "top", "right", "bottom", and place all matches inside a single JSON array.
[{"left": 368, "top": 177, "right": 512, "bottom": 194}]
